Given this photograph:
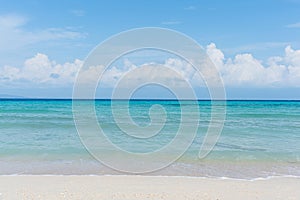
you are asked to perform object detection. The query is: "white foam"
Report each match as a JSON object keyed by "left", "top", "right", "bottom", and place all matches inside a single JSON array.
[{"left": 0, "top": 174, "right": 299, "bottom": 181}]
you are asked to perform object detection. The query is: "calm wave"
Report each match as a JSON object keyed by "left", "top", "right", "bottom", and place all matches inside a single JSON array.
[{"left": 0, "top": 99, "right": 300, "bottom": 179}]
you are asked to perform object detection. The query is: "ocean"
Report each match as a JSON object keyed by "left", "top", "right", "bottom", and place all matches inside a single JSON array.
[{"left": 0, "top": 99, "right": 299, "bottom": 179}]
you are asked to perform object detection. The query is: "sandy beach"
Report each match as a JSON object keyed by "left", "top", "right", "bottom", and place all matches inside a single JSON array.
[{"left": 0, "top": 175, "right": 299, "bottom": 200}]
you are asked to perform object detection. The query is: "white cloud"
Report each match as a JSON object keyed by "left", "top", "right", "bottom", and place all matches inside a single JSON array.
[
  {"left": 284, "top": 45, "right": 300, "bottom": 66},
  {"left": 0, "top": 14, "right": 86, "bottom": 52},
  {"left": 207, "top": 43, "right": 300, "bottom": 87},
  {"left": 0, "top": 14, "right": 27, "bottom": 27},
  {"left": 206, "top": 43, "right": 225, "bottom": 70},
  {"left": 1, "top": 44, "right": 300, "bottom": 88},
  {"left": 0, "top": 53, "right": 82, "bottom": 87},
  {"left": 77, "top": 59, "right": 195, "bottom": 88},
  {"left": 286, "top": 22, "right": 300, "bottom": 28}
]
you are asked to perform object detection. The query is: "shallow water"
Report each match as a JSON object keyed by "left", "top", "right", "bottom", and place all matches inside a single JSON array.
[{"left": 0, "top": 99, "right": 299, "bottom": 179}]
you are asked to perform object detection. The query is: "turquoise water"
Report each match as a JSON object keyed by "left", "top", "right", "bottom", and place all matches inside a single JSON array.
[{"left": 0, "top": 99, "right": 300, "bottom": 178}]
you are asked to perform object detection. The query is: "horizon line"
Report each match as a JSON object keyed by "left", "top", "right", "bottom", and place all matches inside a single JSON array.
[{"left": 1, "top": 98, "right": 300, "bottom": 101}]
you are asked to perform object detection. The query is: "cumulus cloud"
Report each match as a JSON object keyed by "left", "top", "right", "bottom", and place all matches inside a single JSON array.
[
  {"left": 76, "top": 59, "right": 192, "bottom": 88},
  {"left": 206, "top": 43, "right": 300, "bottom": 87},
  {"left": 1, "top": 44, "right": 300, "bottom": 88},
  {"left": 0, "top": 53, "right": 82, "bottom": 87}
]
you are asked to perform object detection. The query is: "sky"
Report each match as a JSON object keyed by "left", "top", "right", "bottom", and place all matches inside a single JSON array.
[{"left": 0, "top": 0, "right": 300, "bottom": 99}]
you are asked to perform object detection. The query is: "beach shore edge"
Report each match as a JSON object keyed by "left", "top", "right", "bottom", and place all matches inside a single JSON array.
[{"left": 0, "top": 175, "right": 299, "bottom": 199}]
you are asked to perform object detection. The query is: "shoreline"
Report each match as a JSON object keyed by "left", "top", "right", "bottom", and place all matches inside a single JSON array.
[
  {"left": 1, "top": 158, "right": 299, "bottom": 179},
  {"left": 0, "top": 175, "right": 299, "bottom": 199},
  {"left": 1, "top": 173, "right": 300, "bottom": 181}
]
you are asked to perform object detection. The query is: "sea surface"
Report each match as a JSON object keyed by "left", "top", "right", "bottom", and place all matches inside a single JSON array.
[{"left": 0, "top": 99, "right": 300, "bottom": 179}]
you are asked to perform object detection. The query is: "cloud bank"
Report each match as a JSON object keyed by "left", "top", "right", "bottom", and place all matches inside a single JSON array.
[
  {"left": 0, "top": 44, "right": 300, "bottom": 88},
  {"left": 207, "top": 44, "right": 300, "bottom": 87},
  {"left": 0, "top": 54, "right": 82, "bottom": 87}
]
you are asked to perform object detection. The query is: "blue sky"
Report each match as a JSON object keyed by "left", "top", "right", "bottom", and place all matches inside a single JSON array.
[{"left": 0, "top": 0, "right": 300, "bottom": 99}]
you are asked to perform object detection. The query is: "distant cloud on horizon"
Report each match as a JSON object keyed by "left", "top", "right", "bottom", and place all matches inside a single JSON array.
[
  {"left": 206, "top": 43, "right": 300, "bottom": 87},
  {"left": 0, "top": 44, "right": 300, "bottom": 89}
]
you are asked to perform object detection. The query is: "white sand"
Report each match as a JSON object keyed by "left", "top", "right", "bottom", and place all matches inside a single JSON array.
[{"left": 0, "top": 175, "right": 299, "bottom": 200}]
